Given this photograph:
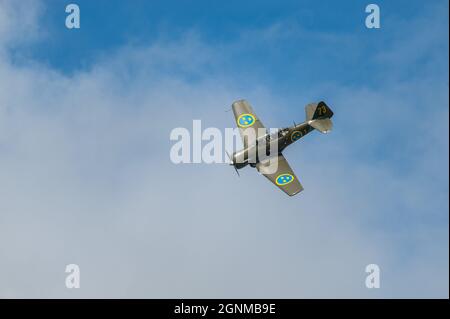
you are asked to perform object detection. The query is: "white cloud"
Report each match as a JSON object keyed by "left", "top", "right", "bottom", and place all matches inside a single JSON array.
[
  {"left": 0, "top": 1, "right": 448, "bottom": 298},
  {"left": 0, "top": 0, "right": 42, "bottom": 50}
]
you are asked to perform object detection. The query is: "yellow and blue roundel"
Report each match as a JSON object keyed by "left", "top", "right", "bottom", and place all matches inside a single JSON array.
[
  {"left": 237, "top": 113, "right": 256, "bottom": 128},
  {"left": 275, "top": 173, "right": 295, "bottom": 186},
  {"left": 291, "top": 131, "right": 302, "bottom": 142}
]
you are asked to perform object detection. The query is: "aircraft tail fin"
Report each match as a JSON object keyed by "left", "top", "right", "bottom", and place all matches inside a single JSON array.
[
  {"left": 305, "top": 101, "right": 333, "bottom": 133},
  {"left": 305, "top": 101, "right": 334, "bottom": 120}
]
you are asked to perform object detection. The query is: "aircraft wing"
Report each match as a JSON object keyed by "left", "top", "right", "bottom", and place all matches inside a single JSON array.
[
  {"left": 232, "top": 100, "right": 266, "bottom": 148},
  {"left": 256, "top": 154, "right": 304, "bottom": 196}
]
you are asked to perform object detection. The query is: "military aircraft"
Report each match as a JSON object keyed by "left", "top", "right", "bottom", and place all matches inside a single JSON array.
[{"left": 228, "top": 100, "right": 334, "bottom": 196}]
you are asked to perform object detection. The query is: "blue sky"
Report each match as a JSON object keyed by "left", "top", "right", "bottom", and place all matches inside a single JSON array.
[
  {"left": 0, "top": 0, "right": 448, "bottom": 298},
  {"left": 19, "top": 1, "right": 439, "bottom": 83}
]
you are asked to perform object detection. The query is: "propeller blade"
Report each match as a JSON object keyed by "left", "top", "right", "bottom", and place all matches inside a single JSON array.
[
  {"left": 225, "top": 150, "right": 232, "bottom": 164},
  {"left": 234, "top": 165, "right": 240, "bottom": 177},
  {"left": 226, "top": 150, "right": 240, "bottom": 177}
]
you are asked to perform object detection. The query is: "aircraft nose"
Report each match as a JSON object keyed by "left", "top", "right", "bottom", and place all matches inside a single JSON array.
[
  {"left": 230, "top": 154, "right": 236, "bottom": 165},
  {"left": 225, "top": 150, "right": 235, "bottom": 165}
]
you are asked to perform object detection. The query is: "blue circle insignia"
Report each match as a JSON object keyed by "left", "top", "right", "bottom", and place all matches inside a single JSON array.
[
  {"left": 237, "top": 114, "right": 256, "bottom": 128},
  {"left": 291, "top": 131, "right": 302, "bottom": 142},
  {"left": 275, "top": 173, "right": 295, "bottom": 186}
]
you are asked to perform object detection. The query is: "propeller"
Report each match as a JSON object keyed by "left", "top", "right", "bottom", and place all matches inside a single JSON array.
[{"left": 225, "top": 150, "right": 240, "bottom": 177}]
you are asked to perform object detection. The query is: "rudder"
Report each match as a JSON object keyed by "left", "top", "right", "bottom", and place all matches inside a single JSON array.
[{"left": 305, "top": 101, "right": 333, "bottom": 133}]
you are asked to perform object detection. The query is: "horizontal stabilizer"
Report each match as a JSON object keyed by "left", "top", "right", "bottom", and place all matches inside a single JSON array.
[{"left": 310, "top": 118, "right": 333, "bottom": 133}]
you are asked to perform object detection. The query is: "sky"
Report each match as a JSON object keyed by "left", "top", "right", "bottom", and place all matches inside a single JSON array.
[{"left": 0, "top": 0, "right": 448, "bottom": 298}]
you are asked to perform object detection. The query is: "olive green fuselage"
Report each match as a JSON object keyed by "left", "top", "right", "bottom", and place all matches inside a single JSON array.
[{"left": 232, "top": 121, "right": 314, "bottom": 169}]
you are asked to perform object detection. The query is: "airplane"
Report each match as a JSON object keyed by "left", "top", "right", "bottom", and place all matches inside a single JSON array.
[{"left": 228, "top": 100, "right": 334, "bottom": 196}]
